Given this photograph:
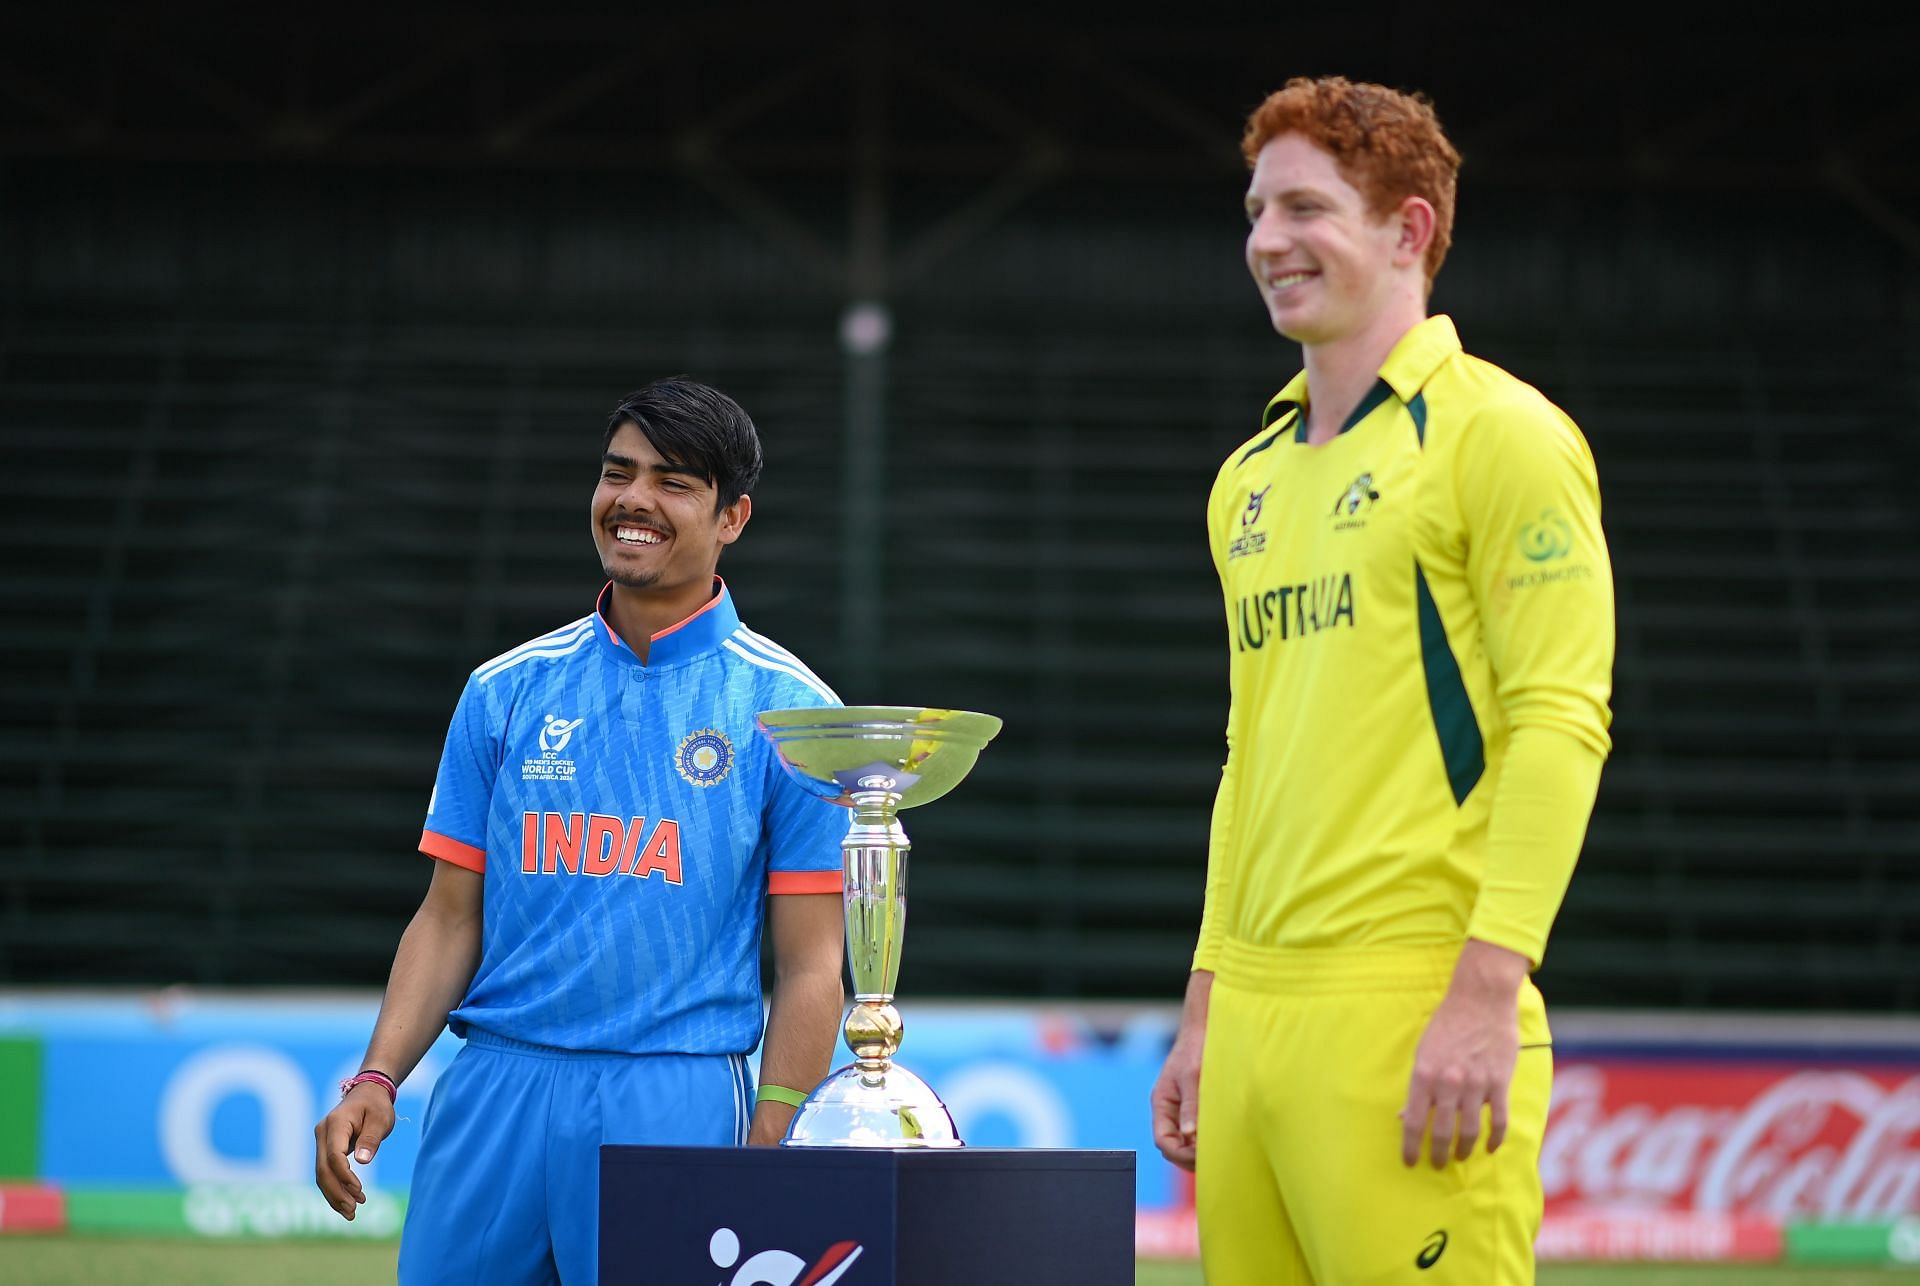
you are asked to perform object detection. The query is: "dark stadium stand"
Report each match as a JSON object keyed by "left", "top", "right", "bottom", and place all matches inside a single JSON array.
[
  {"left": 1, "top": 8, "right": 1915, "bottom": 1010},
  {"left": 3, "top": 300, "right": 1914, "bottom": 1007}
]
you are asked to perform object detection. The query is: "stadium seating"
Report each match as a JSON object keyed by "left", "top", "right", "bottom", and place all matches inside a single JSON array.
[{"left": 2, "top": 174, "right": 1914, "bottom": 1010}]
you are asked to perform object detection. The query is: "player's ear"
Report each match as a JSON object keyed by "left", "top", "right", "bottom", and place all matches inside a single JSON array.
[
  {"left": 717, "top": 493, "right": 751, "bottom": 545},
  {"left": 1393, "top": 196, "right": 1436, "bottom": 271}
]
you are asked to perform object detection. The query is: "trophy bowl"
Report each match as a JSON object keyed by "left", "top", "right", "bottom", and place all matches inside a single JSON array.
[{"left": 755, "top": 706, "right": 1003, "bottom": 810}]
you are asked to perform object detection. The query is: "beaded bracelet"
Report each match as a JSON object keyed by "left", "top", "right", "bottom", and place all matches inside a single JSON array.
[{"left": 339, "top": 1069, "right": 399, "bottom": 1103}]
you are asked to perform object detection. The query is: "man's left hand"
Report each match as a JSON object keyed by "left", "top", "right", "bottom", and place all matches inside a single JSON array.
[{"left": 1399, "top": 939, "right": 1530, "bottom": 1168}]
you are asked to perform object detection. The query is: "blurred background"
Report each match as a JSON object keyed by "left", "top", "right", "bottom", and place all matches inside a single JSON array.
[{"left": 1, "top": 2, "right": 1916, "bottom": 1277}]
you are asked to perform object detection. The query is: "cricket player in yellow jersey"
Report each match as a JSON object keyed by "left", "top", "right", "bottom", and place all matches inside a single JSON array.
[{"left": 1149, "top": 77, "right": 1614, "bottom": 1283}]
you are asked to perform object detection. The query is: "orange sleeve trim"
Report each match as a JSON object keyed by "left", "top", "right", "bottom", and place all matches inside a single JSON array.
[
  {"left": 420, "top": 829, "right": 487, "bottom": 873},
  {"left": 769, "top": 869, "right": 842, "bottom": 895}
]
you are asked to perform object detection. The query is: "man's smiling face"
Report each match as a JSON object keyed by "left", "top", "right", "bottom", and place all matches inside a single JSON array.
[
  {"left": 1244, "top": 132, "right": 1410, "bottom": 345},
  {"left": 591, "top": 422, "right": 748, "bottom": 595}
]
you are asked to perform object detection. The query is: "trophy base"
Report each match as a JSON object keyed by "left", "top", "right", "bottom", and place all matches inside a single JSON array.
[{"left": 779, "top": 1061, "right": 962, "bottom": 1149}]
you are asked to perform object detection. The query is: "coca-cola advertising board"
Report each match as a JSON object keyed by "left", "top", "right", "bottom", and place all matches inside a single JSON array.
[{"left": 1543, "top": 1058, "right": 1920, "bottom": 1223}]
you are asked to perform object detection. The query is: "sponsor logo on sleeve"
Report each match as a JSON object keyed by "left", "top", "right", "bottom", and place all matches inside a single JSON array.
[
  {"left": 1508, "top": 509, "right": 1596, "bottom": 590},
  {"left": 1519, "top": 509, "right": 1573, "bottom": 561}
]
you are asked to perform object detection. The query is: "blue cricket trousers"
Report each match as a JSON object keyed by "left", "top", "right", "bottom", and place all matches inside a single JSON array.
[{"left": 398, "top": 1030, "right": 750, "bottom": 1285}]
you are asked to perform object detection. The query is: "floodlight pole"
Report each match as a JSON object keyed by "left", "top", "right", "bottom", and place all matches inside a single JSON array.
[{"left": 840, "top": 24, "right": 891, "bottom": 683}]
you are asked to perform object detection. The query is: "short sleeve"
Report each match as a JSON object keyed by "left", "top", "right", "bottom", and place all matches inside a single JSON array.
[
  {"left": 419, "top": 675, "right": 500, "bottom": 872},
  {"left": 759, "top": 701, "right": 850, "bottom": 895}
]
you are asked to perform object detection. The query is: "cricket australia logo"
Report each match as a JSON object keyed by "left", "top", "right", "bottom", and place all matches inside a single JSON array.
[
  {"left": 1330, "top": 472, "right": 1378, "bottom": 532},
  {"left": 709, "top": 1226, "right": 862, "bottom": 1286},
  {"left": 1227, "top": 485, "right": 1271, "bottom": 560},
  {"left": 524, "top": 714, "right": 582, "bottom": 782},
  {"left": 676, "top": 728, "right": 734, "bottom": 787},
  {"left": 1333, "top": 472, "right": 1378, "bottom": 515}
]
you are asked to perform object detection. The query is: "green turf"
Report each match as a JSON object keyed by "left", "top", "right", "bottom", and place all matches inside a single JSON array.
[
  {"left": 0, "top": 1239, "right": 1909, "bottom": 1284},
  {"left": 0, "top": 1235, "right": 399, "bottom": 1286}
]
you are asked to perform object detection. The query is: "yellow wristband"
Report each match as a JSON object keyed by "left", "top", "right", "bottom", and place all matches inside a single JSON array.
[{"left": 755, "top": 1083, "right": 809, "bottom": 1108}]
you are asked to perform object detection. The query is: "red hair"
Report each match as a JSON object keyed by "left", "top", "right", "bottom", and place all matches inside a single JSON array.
[{"left": 1242, "top": 76, "right": 1461, "bottom": 282}]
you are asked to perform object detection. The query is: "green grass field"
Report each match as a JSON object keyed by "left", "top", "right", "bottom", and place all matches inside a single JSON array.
[{"left": 0, "top": 1239, "right": 1910, "bottom": 1285}]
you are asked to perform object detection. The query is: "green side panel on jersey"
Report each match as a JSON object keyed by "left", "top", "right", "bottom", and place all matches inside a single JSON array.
[
  {"left": 1414, "top": 563, "right": 1484, "bottom": 804},
  {"left": 0, "top": 1037, "right": 43, "bottom": 1177}
]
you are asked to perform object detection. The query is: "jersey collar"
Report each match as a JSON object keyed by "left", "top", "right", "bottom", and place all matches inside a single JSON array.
[
  {"left": 594, "top": 577, "right": 740, "bottom": 668},
  {"left": 1257, "top": 314, "right": 1463, "bottom": 439},
  {"left": 1378, "top": 314, "right": 1461, "bottom": 405}
]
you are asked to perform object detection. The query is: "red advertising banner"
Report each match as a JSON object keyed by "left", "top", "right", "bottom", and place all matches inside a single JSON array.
[
  {"left": 1137, "top": 1055, "right": 1920, "bottom": 1264},
  {"left": 1542, "top": 1060, "right": 1920, "bottom": 1221}
]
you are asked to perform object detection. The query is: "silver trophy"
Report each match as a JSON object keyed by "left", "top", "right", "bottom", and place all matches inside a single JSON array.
[{"left": 756, "top": 705, "right": 1002, "bottom": 1147}]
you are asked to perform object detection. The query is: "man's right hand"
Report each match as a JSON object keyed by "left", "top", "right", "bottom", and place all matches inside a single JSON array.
[
  {"left": 314, "top": 1083, "right": 396, "bottom": 1220},
  {"left": 1150, "top": 970, "right": 1214, "bottom": 1171},
  {"left": 1150, "top": 1028, "right": 1204, "bottom": 1170}
]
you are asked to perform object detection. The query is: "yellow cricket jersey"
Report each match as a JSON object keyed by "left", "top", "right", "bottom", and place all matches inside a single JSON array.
[{"left": 1193, "top": 315, "right": 1614, "bottom": 970}]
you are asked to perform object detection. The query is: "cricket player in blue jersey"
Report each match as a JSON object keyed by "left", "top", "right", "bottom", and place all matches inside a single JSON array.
[{"left": 314, "top": 378, "right": 848, "bottom": 1284}]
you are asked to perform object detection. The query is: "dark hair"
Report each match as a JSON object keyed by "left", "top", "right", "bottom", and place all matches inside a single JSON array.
[{"left": 602, "top": 377, "right": 765, "bottom": 511}]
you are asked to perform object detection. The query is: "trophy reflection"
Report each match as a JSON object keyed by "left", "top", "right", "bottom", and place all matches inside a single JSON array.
[{"left": 755, "top": 706, "right": 1002, "bottom": 1148}]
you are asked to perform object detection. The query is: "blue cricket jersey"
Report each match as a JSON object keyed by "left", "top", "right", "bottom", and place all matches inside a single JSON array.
[{"left": 419, "top": 580, "right": 847, "bottom": 1055}]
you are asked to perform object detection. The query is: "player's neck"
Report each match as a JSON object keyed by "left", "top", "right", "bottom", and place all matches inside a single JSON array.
[
  {"left": 605, "top": 576, "right": 719, "bottom": 663},
  {"left": 1299, "top": 299, "right": 1426, "bottom": 445}
]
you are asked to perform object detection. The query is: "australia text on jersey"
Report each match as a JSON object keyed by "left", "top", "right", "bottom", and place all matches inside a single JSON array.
[
  {"left": 1235, "top": 572, "right": 1356, "bottom": 651},
  {"left": 520, "top": 811, "right": 683, "bottom": 882}
]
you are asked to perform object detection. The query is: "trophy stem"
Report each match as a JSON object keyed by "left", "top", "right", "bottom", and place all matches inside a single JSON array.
[{"left": 842, "top": 790, "right": 907, "bottom": 1082}]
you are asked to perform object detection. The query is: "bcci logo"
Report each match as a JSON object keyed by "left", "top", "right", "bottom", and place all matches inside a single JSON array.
[
  {"left": 540, "top": 715, "right": 584, "bottom": 753},
  {"left": 709, "top": 1227, "right": 862, "bottom": 1286},
  {"left": 676, "top": 728, "right": 734, "bottom": 787},
  {"left": 1227, "top": 485, "right": 1271, "bottom": 560}
]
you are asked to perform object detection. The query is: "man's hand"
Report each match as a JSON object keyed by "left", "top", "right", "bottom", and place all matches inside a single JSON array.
[
  {"left": 1400, "top": 939, "right": 1530, "bottom": 1168},
  {"left": 748, "top": 1101, "right": 798, "bottom": 1147},
  {"left": 1150, "top": 971, "right": 1213, "bottom": 1171},
  {"left": 314, "top": 1082, "right": 396, "bottom": 1220}
]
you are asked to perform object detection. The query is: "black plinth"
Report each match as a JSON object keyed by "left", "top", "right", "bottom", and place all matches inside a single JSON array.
[{"left": 601, "top": 1145, "right": 1135, "bottom": 1285}]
